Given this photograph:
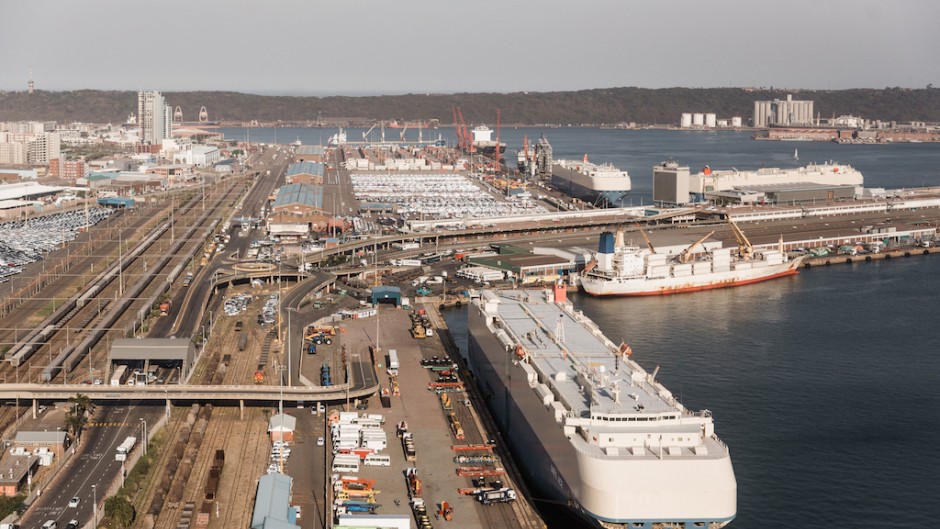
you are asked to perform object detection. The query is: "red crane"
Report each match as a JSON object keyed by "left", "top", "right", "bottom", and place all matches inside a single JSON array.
[{"left": 494, "top": 108, "right": 502, "bottom": 166}]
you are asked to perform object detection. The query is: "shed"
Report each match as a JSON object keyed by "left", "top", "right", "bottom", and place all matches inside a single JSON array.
[
  {"left": 110, "top": 338, "right": 195, "bottom": 379},
  {"left": 250, "top": 473, "right": 297, "bottom": 529},
  {"left": 268, "top": 413, "right": 297, "bottom": 442},
  {"left": 371, "top": 286, "right": 401, "bottom": 307}
]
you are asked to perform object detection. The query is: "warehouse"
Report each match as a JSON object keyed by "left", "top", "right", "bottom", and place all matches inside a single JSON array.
[{"left": 109, "top": 338, "right": 195, "bottom": 381}]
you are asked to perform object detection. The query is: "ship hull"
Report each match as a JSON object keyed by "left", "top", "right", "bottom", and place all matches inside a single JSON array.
[
  {"left": 467, "top": 303, "right": 736, "bottom": 528},
  {"left": 551, "top": 167, "right": 631, "bottom": 207},
  {"left": 581, "top": 258, "right": 802, "bottom": 297}
]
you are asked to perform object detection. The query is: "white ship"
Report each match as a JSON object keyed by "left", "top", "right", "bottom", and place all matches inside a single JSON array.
[
  {"left": 581, "top": 221, "right": 805, "bottom": 296},
  {"left": 328, "top": 128, "right": 347, "bottom": 146},
  {"left": 551, "top": 155, "right": 632, "bottom": 207},
  {"left": 467, "top": 286, "right": 736, "bottom": 528},
  {"left": 693, "top": 161, "right": 863, "bottom": 194}
]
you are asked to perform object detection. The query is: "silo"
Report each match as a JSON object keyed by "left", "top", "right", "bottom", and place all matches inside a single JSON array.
[
  {"left": 705, "top": 113, "right": 717, "bottom": 127},
  {"left": 680, "top": 113, "right": 693, "bottom": 128},
  {"left": 731, "top": 117, "right": 742, "bottom": 127},
  {"left": 692, "top": 113, "right": 705, "bottom": 126}
]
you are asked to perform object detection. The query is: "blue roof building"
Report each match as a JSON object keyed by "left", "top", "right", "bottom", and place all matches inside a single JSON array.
[
  {"left": 286, "top": 161, "right": 324, "bottom": 178},
  {"left": 272, "top": 183, "right": 324, "bottom": 212},
  {"left": 251, "top": 473, "right": 297, "bottom": 529}
]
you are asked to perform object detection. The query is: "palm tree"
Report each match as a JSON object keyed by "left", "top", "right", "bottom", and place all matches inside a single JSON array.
[{"left": 65, "top": 393, "right": 92, "bottom": 439}]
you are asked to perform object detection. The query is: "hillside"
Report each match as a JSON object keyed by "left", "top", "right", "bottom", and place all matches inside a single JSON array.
[{"left": 2, "top": 87, "right": 939, "bottom": 126}]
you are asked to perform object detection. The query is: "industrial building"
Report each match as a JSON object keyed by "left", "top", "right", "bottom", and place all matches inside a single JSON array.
[
  {"left": 285, "top": 162, "right": 324, "bottom": 185},
  {"left": 109, "top": 338, "right": 195, "bottom": 380},
  {"left": 267, "top": 183, "right": 331, "bottom": 239},
  {"left": 753, "top": 94, "right": 814, "bottom": 128},
  {"left": 293, "top": 145, "right": 326, "bottom": 163},
  {"left": 268, "top": 413, "right": 297, "bottom": 442},
  {"left": 466, "top": 244, "right": 582, "bottom": 284},
  {"left": 250, "top": 472, "right": 298, "bottom": 529}
]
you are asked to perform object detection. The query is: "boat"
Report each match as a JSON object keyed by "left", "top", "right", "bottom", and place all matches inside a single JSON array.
[
  {"left": 291, "top": 138, "right": 303, "bottom": 147},
  {"left": 793, "top": 148, "right": 798, "bottom": 161},
  {"left": 581, "top": 221, "right": 806, "bottom": 296},
  {"left": 467, "top": 285, "right": 736, "bottom": 528},
  {"left": 551, "top": 155, "right": 632, "bottom": 207},
  {"left": 470, "top": 125, "right": 506, "bottom": 156},
  {"left": 328, "top": 128, "right": 347, "bottom": 146}
]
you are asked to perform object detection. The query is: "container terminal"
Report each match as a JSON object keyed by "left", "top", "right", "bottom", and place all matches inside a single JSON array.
[{"left": 0, "top": 138, "right": 938, "bottom": 529}]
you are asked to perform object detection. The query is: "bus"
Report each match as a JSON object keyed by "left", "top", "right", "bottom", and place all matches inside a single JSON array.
[
  {"left": 115, "top": 436, "right": 137, "bottom": 461},
  {"left": 110, "top": 365, "right": 128, "bottom": 386}
]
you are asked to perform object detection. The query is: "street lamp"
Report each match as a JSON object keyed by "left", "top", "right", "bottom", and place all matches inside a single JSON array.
[
  {"left": 139, "top": 418, "right": 148, "bottom": 456},
  {"left": 92, "top": 484, "right": 97, "bottom": 526}
]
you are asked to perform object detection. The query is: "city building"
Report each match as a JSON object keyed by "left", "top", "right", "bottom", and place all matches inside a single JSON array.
[
  {"left": 138, "top": 91, "right": 173, "bottom": 145},
  {"left": 27, "top": 132, "right": 61, "bottom": 164},
  {"left": 753, "top": 94, "right": 814, "bottom": 128},
  {"left": 49, "top": 158, "right": 86, "bottom": 180},
  {"left": 268, "top": 413, "right": 296, "bottom": 443},
  {"left": 250, "top": 473, "right": 298, "bottom": 529}
]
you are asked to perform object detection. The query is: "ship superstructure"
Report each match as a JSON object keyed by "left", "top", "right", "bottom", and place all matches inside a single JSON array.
[
  {"left": 551, "top": 156, "right": 632, "bottom": 207},
  {"left": 467, "top": 286, "right": 737, "bottom": 528}
]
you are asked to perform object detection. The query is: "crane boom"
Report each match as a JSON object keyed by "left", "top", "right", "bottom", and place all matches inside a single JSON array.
[
  {"left": 728, "top": 219, "right": 754, "bottom": 260},
  {"left": 635, "top": 223, "right": 656, "bottom": 254},
  {"left": 677, "top": 231, "right": 715, "bottom": 263}
]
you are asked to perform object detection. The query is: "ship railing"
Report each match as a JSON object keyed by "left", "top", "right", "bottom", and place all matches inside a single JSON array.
[{"left": 681, "top": 409, "right": 712, "bottom": 418}]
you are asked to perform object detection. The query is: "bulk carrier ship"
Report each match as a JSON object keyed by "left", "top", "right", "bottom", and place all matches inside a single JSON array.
[
  {"left": 581, "top": 221, "right": 805, "bottom": 297},
  {"left": 467, "top": 286, "right": 737, "bottom": 528},
  {"left": 551, "top": 156, "right": 632, "bottom": 207}
]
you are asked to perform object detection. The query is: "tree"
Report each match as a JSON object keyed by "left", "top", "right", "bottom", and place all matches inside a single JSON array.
[
  {"left": 104, "top": 495, "right": 136, "bottom": 529},
  {"left": 65, "top": 393, "right": 92, "bottom": 438}
]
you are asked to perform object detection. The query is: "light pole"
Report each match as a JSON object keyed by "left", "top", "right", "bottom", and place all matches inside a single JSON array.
[
  {"left": 139, "top": 418, "right": 148, "bottom": 456},
  {"left": 92, "top": 484, "right": 97, "bottom": 526}
]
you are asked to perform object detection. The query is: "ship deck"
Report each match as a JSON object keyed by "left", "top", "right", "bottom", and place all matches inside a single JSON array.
[{"left": 481, "top": 290, "right": 678, "bottom": 418}]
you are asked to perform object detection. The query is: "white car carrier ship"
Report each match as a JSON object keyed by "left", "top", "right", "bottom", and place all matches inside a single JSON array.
[{"left": 467, "top": 286, "right": 736, "bottom": 528}]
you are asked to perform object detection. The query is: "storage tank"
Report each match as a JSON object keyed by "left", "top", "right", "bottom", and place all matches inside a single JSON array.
[
  {"left": 705, "top": 113, "right": 717, "bottom": 127},
  {"left": 692, "top": 113, "right": 705, "bottom": 126},
  {"left": 731, "top": 116, "right": 742, "bottom": 127},
  {"left": 680, "top": 113, "right": 693, "bottom": 128}
]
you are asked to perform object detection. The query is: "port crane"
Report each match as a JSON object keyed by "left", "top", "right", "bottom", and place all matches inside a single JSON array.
[
  {"left": 677, "top": 231, "right": 715, "bottom": 264},
  {"left": 636, "top": 223, "right": 657, "bottom": 254},
  {"left": 728, "top": 219, "right": 754, "bottom": 260}
]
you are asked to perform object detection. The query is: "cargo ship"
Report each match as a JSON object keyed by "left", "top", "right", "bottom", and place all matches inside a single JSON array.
[
  {"left": 551, "top": 156, "right": 632, "bottom": 207},
  {"left": 581, "top": 221, "right": 805, "bottom": 296},
  {"left": 470, "top": 125, "right": 506, "bottom": 156},
  {"left": 467, "top": 285, "right": 736, "bottom": 528}
]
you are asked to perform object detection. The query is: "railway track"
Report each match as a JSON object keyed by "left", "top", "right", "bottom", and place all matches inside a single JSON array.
[{"left": 0, "top": 180, "right": 243, "bottom": 386}]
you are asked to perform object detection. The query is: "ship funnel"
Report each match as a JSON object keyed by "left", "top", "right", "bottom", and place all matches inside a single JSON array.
[
  {"left": 597, "top": 232, "right": 615, "bottom": 254},
  {"left": 553, "top": 282, "right": 567, "bottom": 303}
]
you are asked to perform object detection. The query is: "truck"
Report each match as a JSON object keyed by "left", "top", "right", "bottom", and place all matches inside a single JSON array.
[
  {"left": 476, "top": 488, "right": 517, "bottom": 505},
  {"left": 387, "top": 349, "right": 399, "bottom": 375},
  {"left": 182, "top": 272, "right": 194, "bottom": 287},
  {"left": 320, "top": 363, "right": 332, "bottom": 386},
  {"left": 402, "top": 432, "right": 416, "bottom": 462},
  {"left": 110, "top": 365, "right": 128, "bottom": 386},
  {"left": 159, "top": 300, "right": 171, "bottom": 316},
  {"left": 115, "top": 436, "right": 137, "bottom": 461}
]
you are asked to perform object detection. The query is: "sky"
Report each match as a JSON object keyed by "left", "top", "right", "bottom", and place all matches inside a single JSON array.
[{"left": 3, "top": 0, "right": 939, "bottom": 95}]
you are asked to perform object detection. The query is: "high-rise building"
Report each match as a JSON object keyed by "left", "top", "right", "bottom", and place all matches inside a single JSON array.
[
  {"left": 27, "top": 132, "right": 60, "bottom": 164},
  {"left": 753, "top": 94, "right": 814, "bottom": 128},
  {"left": 138, "top": 91, "right": 172, "bottom": 144}
]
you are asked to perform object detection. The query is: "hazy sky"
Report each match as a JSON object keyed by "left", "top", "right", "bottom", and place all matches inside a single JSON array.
[{"left": 4, "top": 0, "right": 938, "bottom": 95}]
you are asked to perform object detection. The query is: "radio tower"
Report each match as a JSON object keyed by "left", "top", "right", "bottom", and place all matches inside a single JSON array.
[{"left": 28, "top": 68, "right": 34, "bottom": 94}]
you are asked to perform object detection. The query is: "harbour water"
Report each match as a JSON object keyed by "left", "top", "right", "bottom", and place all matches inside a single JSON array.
[{"left": 231, "top": 126, "right": 940, "bottom": 527}]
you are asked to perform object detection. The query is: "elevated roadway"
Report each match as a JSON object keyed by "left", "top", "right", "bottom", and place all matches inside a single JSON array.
[{"left": 0, "top": 381, "right": 377, "bottom": 403}]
